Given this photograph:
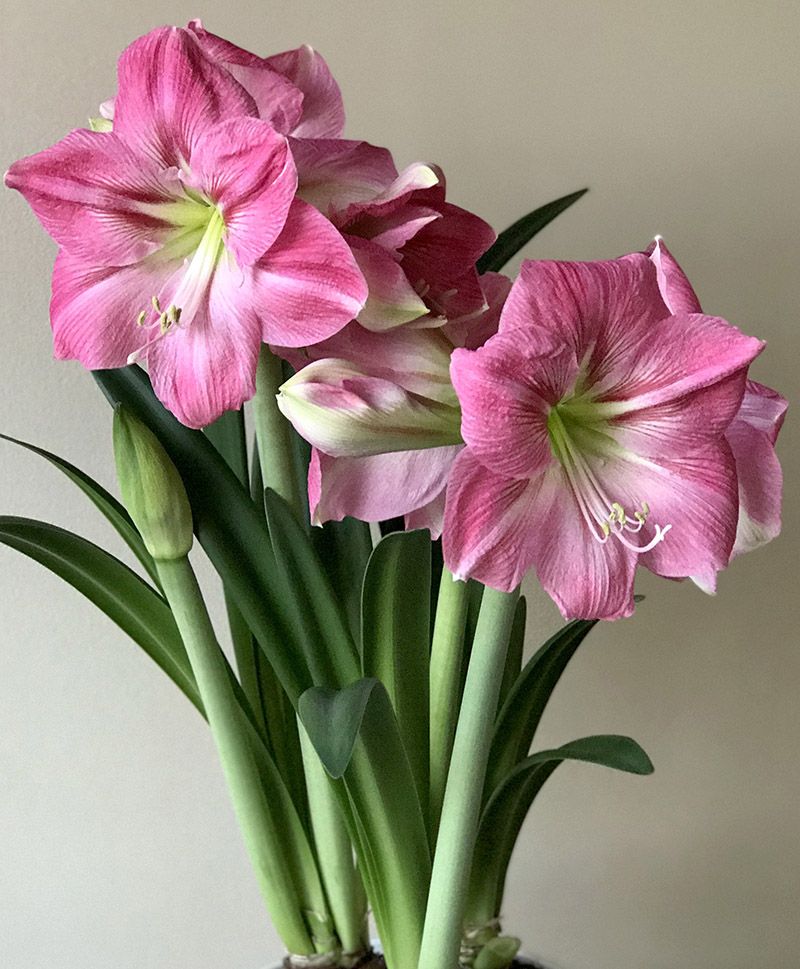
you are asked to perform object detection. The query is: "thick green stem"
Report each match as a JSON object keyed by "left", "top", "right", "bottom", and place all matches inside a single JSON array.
[
  {"left": 299, "top": 724, "right": 369, "bottom": 958},
  {"left": 429, "top": 569, "right": 470, "bottom": 838},
  {"left": 156, "top": 556, "right": 328, "bottom": 956},
  {"left": 253, "top": 344, "right": 305, "bottom": 520},
  {"left": 418, "top": 586, "right": 520, "bottom": 969}
]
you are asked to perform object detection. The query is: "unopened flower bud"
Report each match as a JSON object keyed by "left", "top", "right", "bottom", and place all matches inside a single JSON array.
[
  {"left": 277, "top": 359, "right": 463, "bottom": 458},
  {"left": 112, "top": 406, "right": 193, "bottom": 560}
]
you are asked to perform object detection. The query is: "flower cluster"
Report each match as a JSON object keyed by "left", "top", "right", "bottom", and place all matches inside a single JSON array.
[{"left": 6, "top": 24, "right": 785, "bottom": 621}]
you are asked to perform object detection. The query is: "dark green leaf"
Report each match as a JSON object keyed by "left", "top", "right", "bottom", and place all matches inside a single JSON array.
[
  {"left": 0, "top": 516, "right": 200, "bottom": 711},
  {"left": 485, "top": 619, "right": 597, "bottom": 798},
  {"left": 0, "top": 432, "right": 160, "bottom": 589},
  {"left": 477, "top": 188, "right": 588, "bottom": 274},
  {"left": 361, "top": 531, "right": 431, "bottom": 818},
  {"left": 499, "top": 595, "right": 526, "bottom": 708},
  {"left": 299, "top": 678, "right": 430, "bottom": 969},
  {"left": 311, "top": 517, "right": 373, "bottom": 646},
  {"left": 468, "top": 735, "right": 652, "bottom": 923}
]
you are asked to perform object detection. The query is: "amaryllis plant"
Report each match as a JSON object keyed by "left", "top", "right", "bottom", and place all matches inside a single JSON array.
[{"left": 2, "top": 21, "right": 786, "bottom": 969}]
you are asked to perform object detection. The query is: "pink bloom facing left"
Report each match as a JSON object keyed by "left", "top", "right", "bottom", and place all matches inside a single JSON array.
[
  {"left": 443, "top": 252, "right": 766, "bottom": 620},
  {"left": 5, "top": 26, "right": 366, "bottom": 428}
]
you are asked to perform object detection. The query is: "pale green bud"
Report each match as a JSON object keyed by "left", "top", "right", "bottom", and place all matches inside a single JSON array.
[{"left": 112, "top": 406, "right": 193, "bottom": 561}]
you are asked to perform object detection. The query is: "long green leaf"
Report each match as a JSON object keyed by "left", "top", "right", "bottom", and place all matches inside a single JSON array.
[
  {"left": 0, "top": 516, "right": 200, "bottom": 711},
  {"left": 477, "top": 188, "right": 588, "bottom": 274},
  {"left": 311, "top": 517, "right": 373, "bottom": 646},
  {"left": 361, "top": 530, "right": 431, "bottom": 821},
  {"left": 263, "top": 488, "right": 360, "bottom": 689},
  {"left": 468, "top": 734, "right": 653, "bottom": 922},
  {"left": 299, "top": 679, "right": 431, "bottom": 969},
  {"left": 0, "top": 432, "right": 161, "bottom": 589},
  {"left": 485, "top": 619, "right": 597, "bottom": 798},
  {"left": 93, "top": 366, "right": 330, "bottom": 703}
]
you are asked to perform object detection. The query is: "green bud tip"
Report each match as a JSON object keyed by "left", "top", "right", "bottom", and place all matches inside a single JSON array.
[{"left": 112, "top": 405, "right": 194, "bottom": 561}]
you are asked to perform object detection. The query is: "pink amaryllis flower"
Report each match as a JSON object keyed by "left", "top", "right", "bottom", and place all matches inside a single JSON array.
[
  {"left": 277, "top": 273, "right": 510, "bottom": 535},
  {"left": 648, "top": 238, "right": 787, "bottom": 589},
  {"left": 5, "top": 26, "right": 366, "bottom": 428},
  {"left": 290, "top": 139, "right": 496, "bottom": 332},
  {"left": 443, "top": 252, "right": 766, "bottom": 620}
]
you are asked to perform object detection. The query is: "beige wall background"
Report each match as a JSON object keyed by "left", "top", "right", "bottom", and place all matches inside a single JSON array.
[{"left": 1, "top": 2, "right": 797, "bottom": 968}]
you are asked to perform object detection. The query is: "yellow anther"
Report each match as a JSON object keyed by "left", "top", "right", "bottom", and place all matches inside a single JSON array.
[
  {"left": 151, "top": 295, "right": 162, "bottom": 314},
  {"left": 136, "top": 310, "right": 147, "bottom": 327}
]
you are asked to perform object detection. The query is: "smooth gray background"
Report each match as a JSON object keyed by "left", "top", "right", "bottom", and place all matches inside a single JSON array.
[{"left": 1, "top": 3, "right": 798, "bottom": 968}]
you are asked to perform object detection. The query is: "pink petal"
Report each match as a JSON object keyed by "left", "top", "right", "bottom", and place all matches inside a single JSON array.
[
  {"left": 188, "top": 118, "right": 296, "bottom": 266},
  {"left": 443, "top": 271, "right": 512, "bottom": 350},
  {"left": 146, "top": 257, "right": 262, "bottom": 428},
  {"left": 591, "top": 441, "right": 740, "bottom": 581},
  {"left": 443, "top": 450, "right": 637, "bottom": 617},
  {"left": 349, "top": 239, "right": 428, "bottom": 330},
  {"left": 266, "top": 45, "right": 346, "bottom": 138},
  {"left": 599, "top": 312, "right": 764, "bottom": 412},
  {"left": 405, "top": 489, "right": 447, "bottom": 538},
  {"left": 275, "top": 321, "right": 456, "bottom": 404},
  {"left": 5, "top": 129, "right": 181, "bottom": 264},
  {"left": 186, "top": 20, "right": 305, "bottom": 133},
  {"left": 450, "top": 332, "right": 573, "bottom": 480},
  {"left": 341, "top": 162, "right": 441, "bottom": 226},
  {"left": 292, "top": 138, "right": 398, "bottom": 219},
  {"left": 646, "top": 237, "right": 702, "bottom": 314},
  {"left": 114, "top": 26, "right": 256, "bottom": 168},
  {"left": 50, "top": 249, "right": 175, "bottom": 368},
  {"left": 309, "top": 445, "right": 460, "bottom": 527},
  {"left": 737, "top": 379, "right": 788, "bottom": 444},
  {"left": 251, "top": 199, "right": 367, "bottom": 346}
]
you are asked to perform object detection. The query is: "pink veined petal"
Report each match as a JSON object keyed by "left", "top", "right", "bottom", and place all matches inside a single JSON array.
[
  {"left": 251, "top": 198, "right": 367, "bottom": 346},
  {"left": 188, "top": 117, "right": 297, "bottom": 266},
  {"left": 597, "top": 311, "right": 764, "bottom": 412},
  {"left": 146, "top": 256, "right": 262, "bottom": 428},
  {"left": 50, "top": 248, "right": 176, "bottom": 368},
  {"left": 589, "top": 440, "right": 740, "bottom": 581},
  {"left": 737, "top": 379, "right": 788, "bottom": 444},
  {"left": 266, "top": 45, "right": 345, "bottom": 138},
  {"left": 363, "top": 204, "right": 441, "bottom": 252},
  {"left": 309, "top": 445, "right": 460, "bottom": 527},
  {"left": 186, "top": 20, "right": 305, "bottom": 133},
  {"left": 443, "top": 272, "right": 512, "bottom": 350},
  {"left": 726, "top": 409, "right": 784, "bottom": 558},
  {"left": 274, "top": 320, "right": 456, "bottom": 404},
  {"left": 4, "top": 129, "right": 182, "bottom": 265},
  {"left": 443, "top": 450, "right": 636, "bottom": 617},
  {"left": 497, "top": 255, "right": 670, "bottom": 384},
  {"left": 292, "top": 138, "right": 398, "bottom": 219},
  {"left": 609, "top": 367, "right": 749, "bottom": 460},
  {"left": 646, "top": 237, "right": 702, "bottom": 314},
  {"left": 405, "top": 488, "right": 447, "bottom": 539},
  {"left": 450, "top": 332, "right": 574, "bottom": 480},
  {"left": 349, "top": 239, "right": 428, "bottom": 331},
  {"left": 340, "top": 162, "right": 441, "bottom": 226},
  {"left": 114, "top": 26, "right": 257, "bottom": 168},
  {"left": 399, "top": 202, "right": 496, "bottom": 322}
]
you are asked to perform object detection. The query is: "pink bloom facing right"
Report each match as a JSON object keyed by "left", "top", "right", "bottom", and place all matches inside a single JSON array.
[{"left": 443, "top": 252, "right": 766, "bottom": 620}]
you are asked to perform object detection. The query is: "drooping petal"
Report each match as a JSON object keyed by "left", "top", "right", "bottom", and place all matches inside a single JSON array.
[
  {"left": 50, "top": 249, "right": 175, "bottom": 368},
  {"left": 737, "top": 379, "right": 788, "bottom": 444},
  {"left": 450, "top": 332, "right": 573, "bottom": 480},
  {"left": 186, "top": 20, "right": 305, "bottom": 132},
  {"left": 250, "top": 198, "right": 367, "bottom": 346},
  {"left": 405, "top": 488, "right": 447, "bottom": 538},
  {"left": 114, "top": 26, "right": 256, "bottom": 167},
  {"left": 188, "top": 117, "right": 296, "bottom": 265},
  {"left": 4, "top": 129, "right": 182, "bottom": 264},
  {"left": 146, "top": 256, "right": 262, "bottom": 428},
  {"left": 266, "top": 45, "right": 346, "bottom": 138},
  {"left": 646, "top": 237, "right": 702, "bottom": 314},
  {"left": 349, "top": 239, "right": 428, "bottom": 331},
  {"left": 309, "top": 445, "right": 460, "bottom": 529},
  {"left": 292, "top": 138, "right": 398, "bottom": 218},
  {"left": 278, "top": 359, "right": 462, "bottom": 457}
]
